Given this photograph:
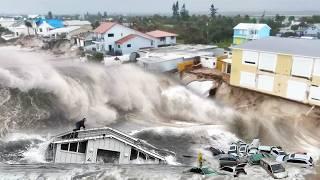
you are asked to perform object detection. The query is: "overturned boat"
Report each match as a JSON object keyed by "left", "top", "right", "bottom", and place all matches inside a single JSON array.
[{"left": 45, "top": 127, "right": 167, "bottom": 164}]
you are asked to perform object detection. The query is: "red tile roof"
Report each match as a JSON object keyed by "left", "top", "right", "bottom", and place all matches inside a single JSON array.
[
  {"left": 94, "top": 22, "right": 116, "bottom": 34},
  {"left": 146, "top": 30, "right": 178, "bottom": 38},
  {"left": 115, "top": 34, "right": 137, "bottom": 44}
]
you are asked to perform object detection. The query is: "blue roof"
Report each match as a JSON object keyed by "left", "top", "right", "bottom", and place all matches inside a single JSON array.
[{"left": 35, "top": 19, "right": 64, "bottom": 28}]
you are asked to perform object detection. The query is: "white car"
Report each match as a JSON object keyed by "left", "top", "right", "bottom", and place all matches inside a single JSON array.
[
  {"left": 276, "top": 153, "right": 314, "bottom": 168},
  {"left": 238, "top": 144, "right": 248, "bottom": 156},
  {"left": 228, "top": 143, "right": 238, "bottom": 156},
  {"left": 219, "top": 163, "right": 247, "bottom": 177},
  {"left": 270, "top": 148, "right": 286, "bottom": 157},
  {"left": 260, "top": 158, "right": 288, "bottom": 179}
]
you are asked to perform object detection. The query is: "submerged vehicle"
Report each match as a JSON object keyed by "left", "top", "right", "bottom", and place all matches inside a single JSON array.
[
  {"left": 260, "top": 158, "right": 288, "bottom": 179},
  {"left": 270, "top": 148, "right": 286, "bottom": 158},
  {"left": 187, "top": 167, "right": 224, "bottom": 177},
  {"left": 276, "top": 153, "right": 314, "bottom": 168},
  {"left": 219, "top": 154, "right": 241, "bottom": 167},
  {"left": 248, "top": 139, "right": 260, "bottom": 155},
  {"left": 219, "top": 163, "right": 247, "bottom": 177},
  {"left": 248, "top": 153, "right": 273, "bottom": 165},
  {"left": 227, "top": 143, "right": 238, "bottom": 156},
  {"left": 45, "top": 127, "right": 167, "bottom": 164}
]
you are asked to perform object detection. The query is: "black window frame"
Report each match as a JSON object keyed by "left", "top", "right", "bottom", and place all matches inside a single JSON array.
[
  {"left": 108, "top": 33, "right": 114, "bottom": 37},
  {"left": 127, "top": 44, "right": 131, "bottom": 48},
  {"left": 69, "top": 142, "right": 78, "bottom": 152},
  {"left": 61, "top": 143, "right": 69, "bottom": 151}
]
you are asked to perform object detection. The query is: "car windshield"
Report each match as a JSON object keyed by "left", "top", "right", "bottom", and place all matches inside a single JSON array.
[
  {"left": 279, "top": 151, "right": 286, "bottom": 155},
  {"left": 309, "top": 157, "right": 313, "bottom": 164},
  {"left": 239, "top": 147, "right": 246, "bottom": 151},
  {"left": 230, "top": 146, "right": 236, "bottom": 150},
  {"left": 271, "top": 164, "right": 285, "bottom": 173}
]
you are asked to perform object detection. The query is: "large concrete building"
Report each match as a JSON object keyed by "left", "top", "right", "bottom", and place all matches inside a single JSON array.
[{"left": 230, "top": 37, "right": 320, "bottom": 106}]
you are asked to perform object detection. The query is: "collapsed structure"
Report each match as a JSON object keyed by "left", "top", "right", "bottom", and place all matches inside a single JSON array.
[{"left": 45, "top": 127, "right": 167, "bottom": 164}]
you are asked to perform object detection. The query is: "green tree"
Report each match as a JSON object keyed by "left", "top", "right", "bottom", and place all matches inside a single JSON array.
[
  {"left": 48, "top": 11, "right": 53, "bottom": 19},
  {"left": 288, "top": 16, "right": 295, "bottom": 22},
  {"left": 24, "top": 21, "right": 32, "bottom": 36},
  {"left": 180, "top": 3, "right": 189, "bottom": 20},
  {"left": 210, "top": 3, "right": 218, "bottom": 18},
  {"left": 172, "top": 1, "right": 180, "bottom": 18},
  {"left": 103, "top": 12, "right": 108, "bottom": 18},
  {"left": 92, "top": 21, "right": 100, "bottom": 29}
]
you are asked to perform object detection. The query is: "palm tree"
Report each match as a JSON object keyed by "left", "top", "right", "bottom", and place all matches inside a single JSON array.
[{"left": 24, "top": 21, "right": 32, "bottom": 36}]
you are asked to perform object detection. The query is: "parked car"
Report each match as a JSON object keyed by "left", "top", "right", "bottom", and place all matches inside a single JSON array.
[
  {"left": 238, "top": 144, "right": 248, "bottom": 156},
  {"left": 219, "top": 154, "right": 240, "bottom": 167},
  {"left": 228, "top": 143, "right": 238, "bottom": 156},
  {"left": 260, "top": 158, "right": 288, "bottom": 179},
  {"left": 270, "top": 148, "right": 286, "bottom": 157},
  {"left": 276, "top": 153, "right": 314, "bottom": 168},
  {"left": 258, "top": 146, "right": 275, "bottom": 153},
  {"left": 248, "top": 153, "right": 273, "bottom": 165},
  {"left": 219, "top": 163, "right": 247, "bottom": 177}
]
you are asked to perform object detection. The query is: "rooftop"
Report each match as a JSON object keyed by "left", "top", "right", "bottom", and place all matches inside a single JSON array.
[
  {"left": 233, "top": 36, "right": 320, "bottom": 58},
  {"left": 233, "top": 23, "right": 271, "bottom": 30},
  {"left": 64, "top": 20, "right": 91, "bottom": 26},
  {"left": 94, "top": 22, "right": 116, "bottom": 34},
  {"left": 146, "top": 30, "right": 178, "bottom": 38},
  {"left": 115, "top": 34, "right": 153, "bottom": 44},
  {"left": 36, "top": 19, "right": 64, "bottom": 29}
]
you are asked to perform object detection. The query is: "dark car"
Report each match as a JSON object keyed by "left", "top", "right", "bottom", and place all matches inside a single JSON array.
[
  {"left": 219, "top": 154, "right": 240, "bottom": 167},
  {"left": 208, "top": 147, "right": 225, "bottom": 156}
]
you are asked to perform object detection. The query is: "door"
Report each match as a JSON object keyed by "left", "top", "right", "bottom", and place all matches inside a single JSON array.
[
  {"left": 257, "top": 74, "right": 274, "bottom": 92},
  {"left": 258, "top": 53, "right": 277, "bottom": 72},
  {"left": 96, "top": 149, "right": 120, "bottom": 164},
  {"left": 240, "top": 71, "right": 256, "bottom": 88},
  {"left": 108, "top": 45, "right": 112, "bottom": 51},
  {"left": 286, "top": 80, "right": 308, "bottom": 101},
  {"left": 292, "top": 56, "right": 313, "bottom": 78}
]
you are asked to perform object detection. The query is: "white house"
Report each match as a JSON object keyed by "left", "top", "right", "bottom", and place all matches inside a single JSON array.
[
  {"left": 146, "top": 30, "right": 178, "bottom": 47},
  {"left": 114, "top": 34, "right": 154, "bottom": 55},
  {"left": 93, "top": 22, "right": 157, "bottom": 55},
  {"left": 8, "top": 20, "right": 35, "bottom": 37},
  {"left": 304, "top": 24, "right": 320, "bottom": 38},
  {"left": 34, "top": 19, "right": 64, "bottom": 36},
  {"left": 0, "top": 17, "right": 16, "bottom": 28}
]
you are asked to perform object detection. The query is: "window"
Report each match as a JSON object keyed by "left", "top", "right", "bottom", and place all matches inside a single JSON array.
[
  {"left": 61, "top": 143, "right": 69, "bottom": 151},
  {"left": 118, "top": 45, "right": 120, "bottom": 48},
  {"left": 151, "top": 41, "right": 154, "bottom": 46},
  {"left": 39, "top": 28, "right": 43, "bottom": 32},
  {"left": 108, "top": 33, "right": 114, "bottom": 37},
  {"left": 127, "top": 44, "right": 131, "bottom": 48},
  {"left": 287, "top": 159, "right": 307, "bottom": 164},
  {"left": 69, "top": 142, "right": 78, "bottom": 152},
  {"left": 130, "top": 148, "right": 138, "bottom": 160},
  {"left": 78, "top": 141, "right": 87, "bottom": 153},
  {"left": 171, "top": 36, "right": 175, "bottom": 40},
  {"left": 222, "top": 167, "right": 233, "bottom": 173},
  {"left": 139, "top": 152, "right": 146, "bottom": 160},
  {"left": 160, "top": 37, "right": 165, "bottom": 41}
]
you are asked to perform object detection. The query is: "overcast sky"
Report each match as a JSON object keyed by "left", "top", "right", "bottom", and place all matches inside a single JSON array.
[{"left": 0, "top": 0, "right": 319, "bottom": 15}]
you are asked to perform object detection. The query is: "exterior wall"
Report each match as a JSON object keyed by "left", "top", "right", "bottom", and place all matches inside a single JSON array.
[
  {"left": 258, "top": 26, "right": 271, "bottom": 38},
  {"left": 275, "top": 54, "right": 292, "bottom": 75},
  {"left": 115, "top": 36, "right": 153, "bottom": 55},
  {"left": 200, "top": 56, "right": 217, "bottom": 69},
  {"left": 85, "top": 138, "right": 132, "bottom": 164},
  {"left": 54, "top": 144, "right": 86, "bottom": 163},
  {"left": 138, "top": 58, "right": 184, "bottom": 72},
  {"left": 156, "top": 36, "right": 176, "bottom": 46},
  {"left": 230, "top": 48, "right": 320, "bottom": 106}
]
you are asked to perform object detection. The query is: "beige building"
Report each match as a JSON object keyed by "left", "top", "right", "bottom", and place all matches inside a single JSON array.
[{"left": 230, "top": 37, "right": 320, "bottom": 106}]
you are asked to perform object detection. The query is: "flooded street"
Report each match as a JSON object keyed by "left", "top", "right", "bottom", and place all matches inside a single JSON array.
[{"left": 0, "top": 46, "right": 319, "bottom": 179}]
